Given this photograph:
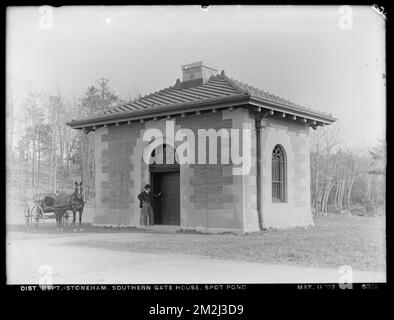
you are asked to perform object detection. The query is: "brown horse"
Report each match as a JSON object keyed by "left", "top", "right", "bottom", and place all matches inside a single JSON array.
[{"left": 54, "top": 181, "right": 85, "bottom": 231}]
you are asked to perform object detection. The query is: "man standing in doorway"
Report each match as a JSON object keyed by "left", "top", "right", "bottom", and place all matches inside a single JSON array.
[{"left": 138, "top": 184, "right": 161, "bottom": 226}]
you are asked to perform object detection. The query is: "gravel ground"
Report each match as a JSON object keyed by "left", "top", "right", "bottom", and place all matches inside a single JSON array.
[
  {"left": 7, "top": 230, "right": 385, "bottom": 284},
  {"left": 6, "top": 214, "right": 386, "bottom": 284}
]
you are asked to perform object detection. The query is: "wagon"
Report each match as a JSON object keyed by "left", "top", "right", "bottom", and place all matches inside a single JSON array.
[{"left": 24, "top": 192, "right": 74, "bottom": 228}]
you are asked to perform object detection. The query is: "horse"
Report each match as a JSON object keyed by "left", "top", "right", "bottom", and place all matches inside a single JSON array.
[{"left": 54, "top": 181, "right": 85, "bottom": 232}]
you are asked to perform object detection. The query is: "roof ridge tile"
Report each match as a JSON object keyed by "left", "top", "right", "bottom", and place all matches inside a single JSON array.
[{"left": 219, "top": 73, "right": 250, "bottom": 95}]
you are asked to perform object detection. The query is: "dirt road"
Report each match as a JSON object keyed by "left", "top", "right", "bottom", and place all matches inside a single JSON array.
[{"left": 7, "top": 228, "right": 385, "bottom": 284}]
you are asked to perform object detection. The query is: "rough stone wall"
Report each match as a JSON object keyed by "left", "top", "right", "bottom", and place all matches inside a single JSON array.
[
  {"left": 92, "top": 107, "right": 312, "bottom": 231},
  {"left": 93, "top": 123, "right": 144, "bottom": 226},
  {"left": 176, "top": 111, "right": 243, "bottom": 231},
  {"left": 222, "top": 109, "right": 259, "bottom": 233},
  {"left": 92, "top": 111, "right": 246, "bottom": 230},
  {"left": 259, "top": 117, "right": 313, "bottom": 228}
]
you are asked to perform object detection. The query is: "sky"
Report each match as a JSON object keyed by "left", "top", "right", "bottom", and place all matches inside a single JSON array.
[{"left": 6, "top": 5, "right": 386, "bottom": 148}]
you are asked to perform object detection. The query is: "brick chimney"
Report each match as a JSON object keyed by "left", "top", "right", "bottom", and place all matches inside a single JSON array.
[{"left": 180, "top": 61, "right": 218, "bottom": 89}]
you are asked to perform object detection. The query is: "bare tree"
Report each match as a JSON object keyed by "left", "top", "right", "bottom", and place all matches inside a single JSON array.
[
  {"left": 77, "top": 78, "right": 120, "bottom": 199},
  {"left": 310, "top": 123, "right": 343, "bottom": 215}
]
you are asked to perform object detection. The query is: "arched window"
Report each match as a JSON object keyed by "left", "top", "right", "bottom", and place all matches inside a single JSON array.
[
  {"left": 272, "top": 145, "right": 286, "bottom": 202},
  {"left": 150, "top": 144, "right": 178, "bottom": 166}
]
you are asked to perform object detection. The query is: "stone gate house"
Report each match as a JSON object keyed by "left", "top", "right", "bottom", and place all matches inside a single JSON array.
[{"left": 67, "top": 61, "right": 335, "bottom": 233}]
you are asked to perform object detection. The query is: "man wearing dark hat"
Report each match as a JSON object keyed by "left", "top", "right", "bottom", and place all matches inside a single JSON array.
[{"left": 138, "top": 184, "right": 161, "bottom": 226}]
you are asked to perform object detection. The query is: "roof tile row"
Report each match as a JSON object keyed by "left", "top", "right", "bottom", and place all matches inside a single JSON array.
[{"left": 96, "top": 72, "right": 333, "bottom": 120}]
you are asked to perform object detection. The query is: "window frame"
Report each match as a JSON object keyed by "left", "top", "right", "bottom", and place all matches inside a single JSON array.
[{"left": 271, "top": 144, "right": 287, "bottom": 203}]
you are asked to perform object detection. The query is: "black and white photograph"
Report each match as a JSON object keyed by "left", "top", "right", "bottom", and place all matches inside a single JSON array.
[{"left": 5, "top": 5, "right": 386, "bottom": 292}]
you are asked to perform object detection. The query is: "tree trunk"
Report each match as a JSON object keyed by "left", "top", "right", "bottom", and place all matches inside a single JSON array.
[
  {"left": 324, "top": 182, "right": 335, "bottom": 214},
  {"left": 334, "top": 181, "right": 339, "bottom": 211},
  {"left": 335, "top": 156, "right": 341, "bottom": 211},
  {"left": 66, "top": 135, "right": 77, "bottom": 177},
  {"left": 366, "top": 175, "right": 372, "bottom": 202},
  {"left": 319, "top": 189, "right": 325, "bottom": 214},
  {"left": 65, "top": 139, "right": 70, "bottom": 176},
  {"left": 336, "top": 182, "right": 340, "bottom": 211},
  {"left": 32, "top": 134, "right": 35, "bottom": 188},
  {"left": 58, "top": 126, "right": 64, "bottom": 169},
  {"left": 53, "top": 154, "right": 57, "bottom": 192},
  {"left": 346, "top": 160, "right": 358, "bottom": 209},
  {"left": 26, "top": 142, "right": 29, "bottom": 184},
  {"left": 20, "top": 149, "right": 24, "bottom": 194},
  {"left": 53, "top": 128, "right": 57, "bottom": 192},
  {"left": 339, "top": 181, "right": 344, "bottom": 211},
  {"left": 321, "top": 182, "right": 329, "bottom": 214}
]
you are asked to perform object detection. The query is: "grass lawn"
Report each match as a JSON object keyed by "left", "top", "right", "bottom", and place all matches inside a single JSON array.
[{"left": 59, "top": 214, "right": 386, "bottom": 272}]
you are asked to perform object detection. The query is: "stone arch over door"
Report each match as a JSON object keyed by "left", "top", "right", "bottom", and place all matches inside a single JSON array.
[
  {"left": 132, "top": 119, "right": 182, "bottom": 226},
  {"left": 149, "top": 142, "right": 180, "bottom": 225}
]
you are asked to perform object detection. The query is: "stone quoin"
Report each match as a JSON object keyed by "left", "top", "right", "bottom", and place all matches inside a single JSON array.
[{"left": 67, "top": 61, "right": 336, "bottom": 233}]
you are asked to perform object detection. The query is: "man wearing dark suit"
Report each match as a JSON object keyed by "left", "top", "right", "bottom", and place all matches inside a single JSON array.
[{"left": 138, "top": 184, "right": 161, "bottom": 226}]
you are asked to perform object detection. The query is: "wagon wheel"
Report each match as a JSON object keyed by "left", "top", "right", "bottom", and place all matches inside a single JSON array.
[
  {"left": 30, "top": 205, "right": 44, "bottom": 229},
  {"left": 24, "top": 203, "right": 31, "bottom": 227},
  {"left": 62, "top": 210, "right": 74, "bottom": 227}
]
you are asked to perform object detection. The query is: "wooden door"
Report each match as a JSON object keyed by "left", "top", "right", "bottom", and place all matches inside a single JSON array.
[{"left": 159, "top": 171, "right": 180, "bottom": 225}]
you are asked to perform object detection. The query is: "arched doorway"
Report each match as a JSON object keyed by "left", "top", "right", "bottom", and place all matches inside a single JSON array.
[{"left": 149, "top": 144, "right": 180, "bottom": 225}]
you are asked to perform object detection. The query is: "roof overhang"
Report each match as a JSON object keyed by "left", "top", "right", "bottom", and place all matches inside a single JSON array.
[
  {"left": 67, "top": 93, "right": 250, "bottom": 129},
  {"left": 67, "top": 93, "right": 336, "bottom": 131},
  {"left": 249, "top": 96, "right": 336, "bottom": 125}
]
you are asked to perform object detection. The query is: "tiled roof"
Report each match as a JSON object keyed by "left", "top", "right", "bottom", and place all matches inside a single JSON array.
[
  {"left": 225, "top": 75, "right": 333, "bottom": 118},
  {"left": 68, "top": 71, "right": 336, "bottom": 129},
  {"left": 103, "top": 73, "right": 243, "bottom": 115},
  {"left": 101, "top": 72, "right": 333, "bottom": 120}
]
